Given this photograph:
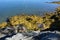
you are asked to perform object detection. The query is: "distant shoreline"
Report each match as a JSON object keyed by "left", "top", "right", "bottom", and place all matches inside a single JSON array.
[{"left": 46, "top": 1, "right": 60, "bottom": 4}]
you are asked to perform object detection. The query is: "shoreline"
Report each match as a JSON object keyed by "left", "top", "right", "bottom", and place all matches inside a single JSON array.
[
  {"left": 46, "top": 1, "right": 60, "bottom": 4},
  {"left": 0, "top": 7, "right": 60, "bottom": 35}
]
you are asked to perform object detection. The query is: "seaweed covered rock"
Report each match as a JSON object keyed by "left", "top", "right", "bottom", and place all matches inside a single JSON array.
[
  {"left": 7, "top": 15, "right": 43, "bottom": 31},
  {"left": 0, "top": 22, "right": 7, "bottom": 28},
  {"left": 56, "top": 7, "right": 60, "bottom": 14}
]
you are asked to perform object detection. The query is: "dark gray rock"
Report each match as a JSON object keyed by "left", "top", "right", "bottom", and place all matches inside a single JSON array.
[{"left": 33, "top": 31, "right": 60, "bottom": 40}]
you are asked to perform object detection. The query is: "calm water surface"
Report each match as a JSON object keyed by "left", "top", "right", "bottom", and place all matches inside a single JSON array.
[{"left": 0, "top": 0, "right": 60, "bottom": 22}]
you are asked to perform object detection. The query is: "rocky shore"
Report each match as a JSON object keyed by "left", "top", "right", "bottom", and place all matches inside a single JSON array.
[
  {"left": 47, "top": 1, "right": 60, "bottom": 4},
  {"left": 0, "top": 7, "right": 60, "bottom": 40}
]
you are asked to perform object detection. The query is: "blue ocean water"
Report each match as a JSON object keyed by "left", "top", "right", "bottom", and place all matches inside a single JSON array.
[{"left": 0, "top": 0, "right": 60, "bottom": 22}]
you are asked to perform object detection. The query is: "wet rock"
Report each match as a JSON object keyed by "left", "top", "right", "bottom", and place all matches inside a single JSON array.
[
  {"left": 33, "top": 31, "right": 60, "bottom": 40},
  {"left": 1, "top": 27, "right": 15, "bottom": 35}
]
